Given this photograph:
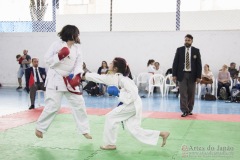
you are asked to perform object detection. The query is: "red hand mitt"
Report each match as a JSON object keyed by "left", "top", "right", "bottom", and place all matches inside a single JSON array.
[
  {"left": 58, "top": 47, "right": 70, "bottom": 60},
  {"left": 69, "top": 74, "right": 81, "bottom": 89}
]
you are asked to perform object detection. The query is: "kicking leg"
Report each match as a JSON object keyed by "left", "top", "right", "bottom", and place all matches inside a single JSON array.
[{"left": 159, "top": 131, "right": 170, "bottom": 147}]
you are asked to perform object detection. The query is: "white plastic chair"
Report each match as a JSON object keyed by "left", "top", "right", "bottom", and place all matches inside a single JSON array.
[
  {"left": 198, "top": 76, "right": 215, "bottom": 98},
  {"left": 28, "top": 90, "right": 45, "bottom": 106},
  {"left": 164, "top": 74, "right": 176, "bottom": 96},
  {"left": 148, "top": 74, "right": 165, "bottom": 97},
  {"left": 136, "top": 72, "right": 150, "bottom": 88}
]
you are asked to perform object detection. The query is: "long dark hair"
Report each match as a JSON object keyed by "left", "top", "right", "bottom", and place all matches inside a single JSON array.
[
  {"left": 147, "top": 59, "right": 155, "bottom": 66},
  {"left": 58, "top": 25, "right": 80, "bottom": 43},
  {"left": 101, "top": 61, "right": 109, "bottom": 68},
  {"left": 113, "top": 57, "right": 132, "bottom": 79}
]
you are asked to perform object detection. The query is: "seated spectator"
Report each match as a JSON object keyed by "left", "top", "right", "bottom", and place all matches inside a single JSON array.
[
  {"left": 217, "top": 64, "right": 231, "bottom": 100},
  {"left": 232, "top": 73, "right": 240, "bottom": 90},
  {"left": 145, "top": 59, "right": 155, "bottom": 92},
  {"left": 98, "top": 61, "right": 108, "bottom": 75},
  {"left": 97, "top": 61, "right": 109, "bottom": 95},
  {"left": 154, "top": 62, "right": 163, "bottom": 74},
  {"left": 165, "top": 68, "right": 172, "bottom": 76},
  {"left": 228, "top": 62, "right": 239, "bottom": 86},
  {"left": 147, "top": 59, "right": 155, "bottom": 73},
  {"left": 165, "top": 68, "right": 172, "bottom": 83},
  {"left": 228, "top": 62, "right": 238, "bottom": 80},
  {"left": 25, "top": 58, "right": 46, "bottom": 109},
  {"left": 200, "top": 64, "right": 214, "bottom": 100}
]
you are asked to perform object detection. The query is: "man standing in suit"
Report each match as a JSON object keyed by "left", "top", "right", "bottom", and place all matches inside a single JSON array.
[
  {"left": 172, "top": 34, "right": 202, "bottom": 117},
  {"left": 25, "top": 58, "right": 46, "bottom": 109}
]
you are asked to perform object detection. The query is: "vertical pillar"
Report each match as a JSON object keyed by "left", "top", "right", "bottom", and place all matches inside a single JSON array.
[
  {"left": 52, "top": 0, "right": 57, "bottom": 32},
  {"left": 110, "top": 0, "right": 113, "bottom": 31},
  {"left": 176, "top": 0, "right": 181, "bottom": 31}
]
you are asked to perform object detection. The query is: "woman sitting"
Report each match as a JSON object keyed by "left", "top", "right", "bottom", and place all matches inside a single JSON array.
[
  {"left": 217, "top": 64, "right": 231, "bottom": 100},
  {"left": 97, "top": 61, "right": 109, "bottom": 95},
  {"left": 200, "top": 64, "right": 214, "bottom": 99}
]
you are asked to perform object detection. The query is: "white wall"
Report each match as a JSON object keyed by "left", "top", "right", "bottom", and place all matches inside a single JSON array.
[{"left": 0, "top": 30, "right": 240, "bottom": 86}]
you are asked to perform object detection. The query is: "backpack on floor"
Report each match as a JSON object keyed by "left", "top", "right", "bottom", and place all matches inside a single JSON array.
[
  {"left": 219, "top": 87, "right": 228, "bottom": 100},
  {"left": 83, "top": 81, "right": 100, "bottom": 96},
  {"left": 204, "top": 93, "right": 216, "bottom": 101},
  {"left": 230, "top": 88, "right": 240, "bottom": 102}
]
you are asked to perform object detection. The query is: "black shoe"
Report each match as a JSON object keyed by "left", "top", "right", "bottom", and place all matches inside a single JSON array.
[
  {"left": 188, "top": 112, "right": 193, "bottom": 115},
  {"left": 176, "top": 92, "right": 179, "bottom": 98},
  {"left": 201, "top": 95, "right": 204, "bottom": 100},
  {"left": 16, "top": 86, "right": 22, "bottom": 90},
  {"left": 217, "top": 96, "right": 223, "bottom": 100},
  {"left": 29, "top": 105, "right": 35, "bottom": 110},
  {"left": 181, "top": 112, "right": 188, "bottom": 117}
]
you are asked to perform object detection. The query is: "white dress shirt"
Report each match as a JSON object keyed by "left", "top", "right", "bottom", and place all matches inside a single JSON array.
[
  {"left": 33, "top": 67, "right": 43, "bottom": 83},
  {"left": 184, "top": 47, "right": 191, "bottom": 71}
]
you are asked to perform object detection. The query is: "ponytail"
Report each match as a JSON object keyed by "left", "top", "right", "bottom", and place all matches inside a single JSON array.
[
  {"left": 125, "top": 65, "right": 133, "bottom": 79},
  {"left": 113, "top": 57, "right": 133, "bottom": 79}
]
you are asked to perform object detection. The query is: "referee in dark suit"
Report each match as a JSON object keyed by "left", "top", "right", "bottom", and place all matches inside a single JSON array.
[{"left": 172, "top": 34, "right": 202, "bottom": 117}]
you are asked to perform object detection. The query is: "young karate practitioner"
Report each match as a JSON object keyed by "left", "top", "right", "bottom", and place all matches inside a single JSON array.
[
  {"left": 84, "top": 57, "right": 170, "bottom": 150},
  {"left": 35, "top": 25, "right": 92, "bottom": 139}
]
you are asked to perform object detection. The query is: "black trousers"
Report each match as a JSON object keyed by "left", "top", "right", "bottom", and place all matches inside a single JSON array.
[
  {"left": 217, "top": 82, "right": 230, "bottom": 97},
  {"left": 30, "top": 82, "right": 46, "bottom": 105},
  {"left": 179, "top": 73, "right": 196, "bottom": 113}
]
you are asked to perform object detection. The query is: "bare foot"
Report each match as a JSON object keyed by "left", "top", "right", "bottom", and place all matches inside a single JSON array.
[
  {"left": 83, "top": 133, "right": 92, "bottom": 139},
  {"left": 160, "top": 131, "right": 170, "bottom": 147},
  {"left": 100, "top": 145, "right": 117, "bottom": 150},
  {"left": 35, "top": 129, "right": 43, "bottom": 138}
]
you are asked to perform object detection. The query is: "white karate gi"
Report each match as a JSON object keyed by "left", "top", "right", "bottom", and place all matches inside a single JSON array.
[
  {"left": 146, "top": 65, "right": 156, "bottom": 91},
  {"left": 36, "top": 40, "right": 90, "bottom": 135},
  {"left": 85, "top": 73, "right": 160, "bottom": 145}
]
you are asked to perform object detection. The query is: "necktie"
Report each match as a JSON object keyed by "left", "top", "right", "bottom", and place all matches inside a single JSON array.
[
  {"left": 186, "top": 48, "right": 190, "bottom": 69},
  {"left": 35, "top": 68, "right": 40, "bottom": 83}
]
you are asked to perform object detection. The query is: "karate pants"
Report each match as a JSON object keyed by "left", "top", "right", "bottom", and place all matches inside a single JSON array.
[
  {"left": 36, "top": 89, "right": 90, "bottom": 134},
  {"left": 103, "top": 104, "right": 160, "bottom": 146}
]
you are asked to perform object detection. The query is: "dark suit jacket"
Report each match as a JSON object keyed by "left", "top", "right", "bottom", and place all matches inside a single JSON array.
[
  {"left": 172, "top": 46, "right": 202, "bottom": 82},
  {"left": 25, "top": 67, "right": 46, "bottom": 89}
]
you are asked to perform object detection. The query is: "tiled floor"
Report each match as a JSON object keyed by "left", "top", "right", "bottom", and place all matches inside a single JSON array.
[{"left": 0, "top": 86, "right": 239, "bottom": 116}]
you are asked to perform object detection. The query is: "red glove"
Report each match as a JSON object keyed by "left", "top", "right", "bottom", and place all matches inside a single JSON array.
[
  {"left": 68, "top": 74, "right": 81, "bottom": 89},
  {"left": 18, "top": 57, "right": 23, "bottom": 64},
  {"left": 58, "top": 47, "right": 70, "bottom": 60}
]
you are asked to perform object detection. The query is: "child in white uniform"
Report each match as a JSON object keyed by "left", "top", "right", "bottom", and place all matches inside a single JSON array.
[
  {"left": 85, "top": 57, "right": 170, "bottom": 150},
  {"left": 35, "top": 25, "right": 92, "bottom": 139}
]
